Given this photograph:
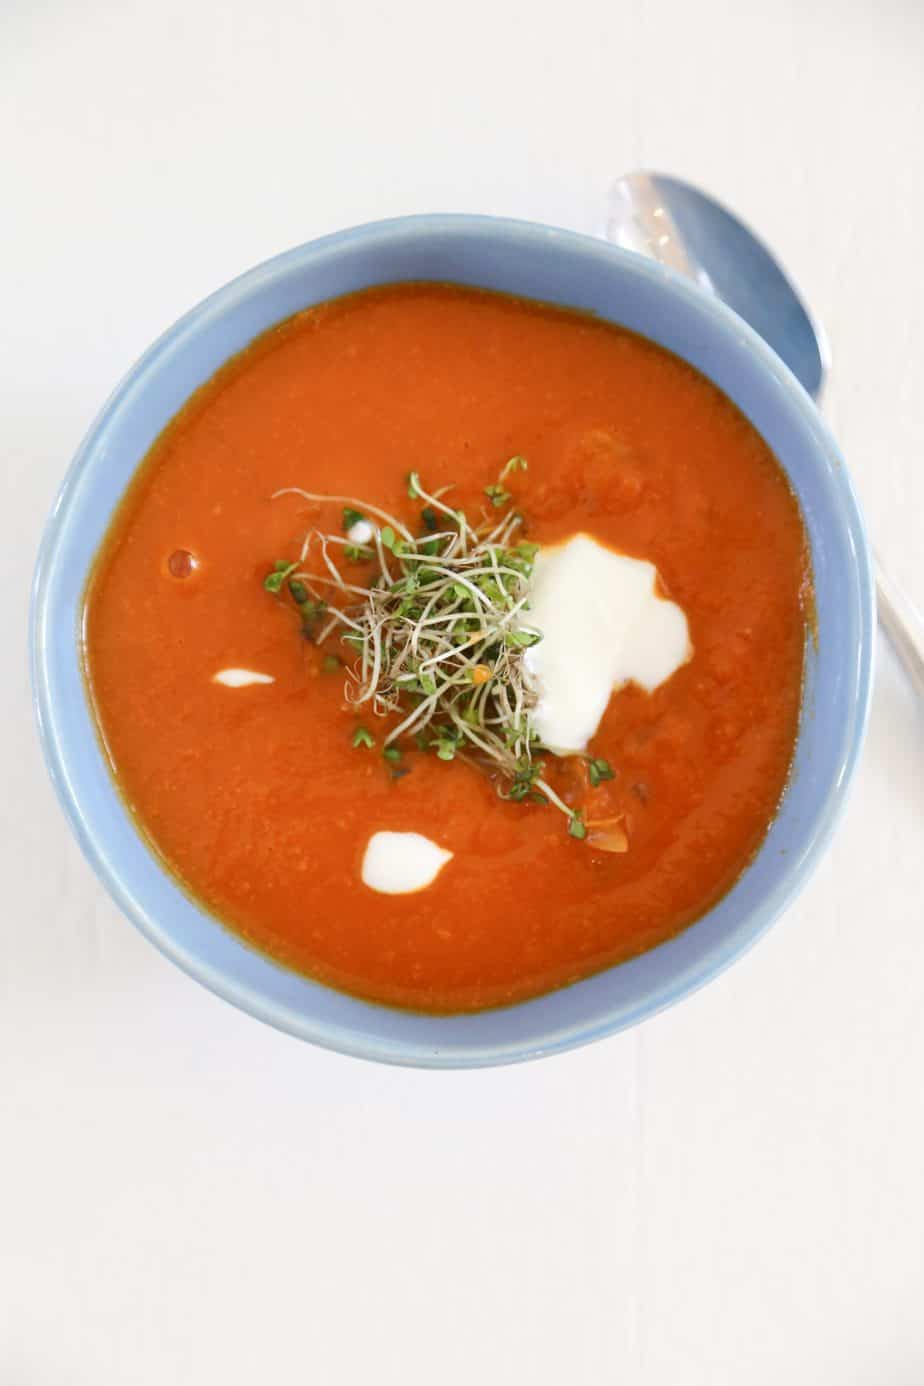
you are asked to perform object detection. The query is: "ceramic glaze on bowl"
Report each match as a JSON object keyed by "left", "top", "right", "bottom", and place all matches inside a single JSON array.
[{"left": 30, "top": 216, "right": 875, "bottom": 1067}]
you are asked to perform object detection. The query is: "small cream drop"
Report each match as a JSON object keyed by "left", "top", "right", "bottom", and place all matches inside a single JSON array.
[
  {"left": 213, "top": 668, "right": 275, "bottom": 688},
  {"left": 361, "top": 831, "right": 453, "bottom": 895}
]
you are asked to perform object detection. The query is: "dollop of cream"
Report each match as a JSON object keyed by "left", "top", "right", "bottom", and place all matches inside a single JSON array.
[
  {"left": 212, "top": 668, "right": 275, "bottom": 687},
  {"left": 361, "top": 831, "right": 453, "bottom": 895},
  {"left": 347, "top": 518, "right": 375, "bottom": 545},
  {"left": 523, "top": 533, "right": 691, "bottom": 753}
]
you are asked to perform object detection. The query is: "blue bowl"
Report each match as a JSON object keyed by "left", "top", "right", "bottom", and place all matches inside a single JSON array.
[{"left": 30, "top": 215, "right": 875, "bottom": 1067}]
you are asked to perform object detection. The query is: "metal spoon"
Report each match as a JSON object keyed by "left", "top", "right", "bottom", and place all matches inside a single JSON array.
[{"left": 606, "top": 170, "right": 924, "bottom": 699}]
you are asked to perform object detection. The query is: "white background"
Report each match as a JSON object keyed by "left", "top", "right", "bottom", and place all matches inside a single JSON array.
[{"left": 4, "top": 2, "right": 924, "bottom": 1382}]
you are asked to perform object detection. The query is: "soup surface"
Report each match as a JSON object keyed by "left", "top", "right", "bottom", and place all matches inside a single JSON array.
[{"left": 85, "top": 283, "right": 808, "bottom": 1012}]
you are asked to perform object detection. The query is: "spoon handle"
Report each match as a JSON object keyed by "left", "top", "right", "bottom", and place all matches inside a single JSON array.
[{"left": 875, "top": 557, "right": 924, "bottom": 700}]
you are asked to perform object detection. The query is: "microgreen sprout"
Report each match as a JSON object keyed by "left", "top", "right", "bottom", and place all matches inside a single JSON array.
[
  {"left": 499, "top": 455, "right": 528, "bottom": 481},
  {"left": 263, "top": 560, "right": 299, "bottom": 593},
  {"left": 588, "top": 757, "right": 615, "bottom": 787},
  {"left": 264, "top": 461, "right": 607, "bottom": 838}
]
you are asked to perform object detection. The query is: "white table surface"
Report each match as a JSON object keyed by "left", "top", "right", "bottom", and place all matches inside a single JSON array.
[{"left": 4, "top": 2, "right": 924, "bottom": 1381}]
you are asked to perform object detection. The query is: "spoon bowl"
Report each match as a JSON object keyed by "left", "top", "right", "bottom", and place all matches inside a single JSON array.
[{"left": 608, "top": 172, "right": 829, "bottom": 401}]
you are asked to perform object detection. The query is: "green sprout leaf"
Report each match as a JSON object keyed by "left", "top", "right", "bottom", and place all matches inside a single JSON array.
[
  {"left": 264, "top": 560, "right": 298, "bottom": 593},
  {"left": 484, "top": 483, "right": 511, "bottom": 509},
  {"left": 352, "top": 726, "right": 375, "bottom": 749},
  {"left": 499, "top": 455, "right": 528, "bottom": 481},
  {"left": 505, "top": 628, "right": 542, "bottom": 648},
  {"left": 508, "top": 758, "right": 542, "bottom": 801}
]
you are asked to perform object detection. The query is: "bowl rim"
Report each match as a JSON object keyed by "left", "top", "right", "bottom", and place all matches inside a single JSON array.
[{"left": 30, "top": 213, "right": 876, "bottom": 1066}]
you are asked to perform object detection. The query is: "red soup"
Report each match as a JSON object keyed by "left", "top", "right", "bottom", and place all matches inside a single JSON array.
[{"left": 84, "top": 283, "right": 808, "bottom": 1012}]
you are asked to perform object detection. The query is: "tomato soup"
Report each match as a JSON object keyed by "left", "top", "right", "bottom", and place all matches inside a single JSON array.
[{"left": 84, "top": 284, "right": 808, "bottom": 1012}]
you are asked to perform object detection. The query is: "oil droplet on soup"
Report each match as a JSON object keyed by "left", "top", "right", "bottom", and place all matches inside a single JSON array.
[{"left": 166, "top": 548, "right": 198, "bottom": 579}]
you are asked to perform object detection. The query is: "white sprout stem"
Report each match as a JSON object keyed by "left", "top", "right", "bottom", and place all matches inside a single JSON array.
[
  {"left": 315, "top": 605, "right": 364, "bottom": 640},
  {"left": 272, "top": 487, "right": 415, "bottom": 542},
  {"left": 319, "top": 536, "right": 349, "bottom": 589},
  {"left": 534, "top": 777, "right": 576, "bottom": 819},
  {"left": 373, "top": 529, "right": 395, "bottom": 586},
  {"left": 384, "top": 691, "right": 442, "bottom": 745},
  {"left": 409, "top": 477, "right": 478, "bottom": 550},
  {"left": 448, "top": 712, "right": 514, "bottom": 763},
  {"left": 354, "top": 620, "right": 383, "bottom": 704},
  {"left": 296, "top": 571, "right": 375, "bottom": 599},
  {"left": 415, "top": 631, "right": 492, "bottom": 675}
]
